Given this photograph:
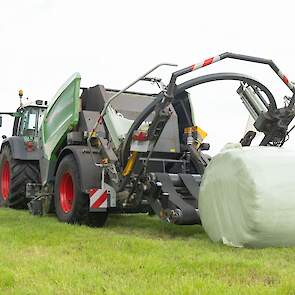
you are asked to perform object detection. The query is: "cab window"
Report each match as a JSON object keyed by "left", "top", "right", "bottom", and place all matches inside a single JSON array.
[{"left": 19, "top": 107, "right": 39, "bottom": 139}]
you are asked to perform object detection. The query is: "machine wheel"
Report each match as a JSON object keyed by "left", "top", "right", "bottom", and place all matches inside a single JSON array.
[
  {"left": 0, "top": 145, "right": 39, "bottom": 208},
  {"left": 54, "top": 154, "right": 108, "bottom": 227}
]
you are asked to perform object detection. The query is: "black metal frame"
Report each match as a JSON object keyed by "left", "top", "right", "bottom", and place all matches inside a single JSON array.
[
  {"left": 167, "top": 52, "right": 295, "bottom": 103},
  {"left": 118, "top": 53, "right": 295, "bottom": 224},
  {"left": 116, "top": 53, "right": 295, "bottom": 218},
  {"left": 159, "top": 52, "right": 295, "bottom": 148}
]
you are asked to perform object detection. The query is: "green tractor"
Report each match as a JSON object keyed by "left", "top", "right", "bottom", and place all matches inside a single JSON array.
[{"left": 0, "top": 91, "right": 47, "bottom": 208}]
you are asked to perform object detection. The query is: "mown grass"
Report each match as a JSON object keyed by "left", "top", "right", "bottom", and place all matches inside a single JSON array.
[{"left": 0, "top": 208, "right": 295, "bottom": 294}]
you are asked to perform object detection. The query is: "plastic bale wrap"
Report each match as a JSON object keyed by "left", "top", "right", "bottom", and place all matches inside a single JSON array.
[{"left": 199, "top": 145, "right": 295, "bottom": 248}]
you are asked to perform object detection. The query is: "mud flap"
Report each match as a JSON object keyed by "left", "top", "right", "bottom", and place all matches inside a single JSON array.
[{"left": 88, "top": 183, "right": 116, "bottom": 212}]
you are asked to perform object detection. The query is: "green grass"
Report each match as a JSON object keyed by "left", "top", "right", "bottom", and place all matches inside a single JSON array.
[{"left": 1, "top": 209, "right": 295, "bottom": 294}]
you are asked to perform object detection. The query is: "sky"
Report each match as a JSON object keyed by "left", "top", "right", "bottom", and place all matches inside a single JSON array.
[{"left": 1, "top": 0, "right": 295, "bottom": 154}]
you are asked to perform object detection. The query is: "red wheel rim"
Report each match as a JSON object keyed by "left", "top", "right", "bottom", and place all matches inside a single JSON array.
[
  {"left": 59, "top": 172, "right": 74, "bottom": 213},
  {"left": 1, "top": 160, "right": 10, "bottom": 200}
]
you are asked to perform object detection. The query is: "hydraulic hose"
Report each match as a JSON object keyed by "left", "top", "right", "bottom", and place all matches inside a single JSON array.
[{"left": 175, "top": 72, "right": 277, "bottom": 111}]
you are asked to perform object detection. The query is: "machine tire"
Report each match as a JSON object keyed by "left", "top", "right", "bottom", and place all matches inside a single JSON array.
[
  {"left": 0, "top": 145, "right": 40, "bottom": 208},
  {"left": 54, "top": 154, "right": 108, "bottom": 227}
]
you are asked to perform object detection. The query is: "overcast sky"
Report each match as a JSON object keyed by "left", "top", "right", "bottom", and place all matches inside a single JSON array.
[{"left": 1, "top": 0, "right": 295, "bottom": 154}]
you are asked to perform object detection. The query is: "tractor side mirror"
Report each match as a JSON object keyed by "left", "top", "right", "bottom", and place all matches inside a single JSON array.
[{"left": 0, "top": 115, "right": 2, "bottom": 127}]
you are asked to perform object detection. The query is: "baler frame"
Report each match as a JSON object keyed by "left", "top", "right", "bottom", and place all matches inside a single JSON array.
[
  {"left": 84, "top": 52, "right": 295, "bottom": 225},
  {"left": 2, "top": 52, "right": 295, "bottom": 227}
]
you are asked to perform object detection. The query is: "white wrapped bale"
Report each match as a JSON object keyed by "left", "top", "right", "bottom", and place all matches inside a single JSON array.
[{"left": 199, "top": 146, "right": 295, "bottom": 248}]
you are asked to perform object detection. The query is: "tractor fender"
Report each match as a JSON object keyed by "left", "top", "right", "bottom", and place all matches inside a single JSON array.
[
  {"left": 55, "top": 145, "right": 102, "bottom": 193},
  {"left": 0, "top": 136, "right": 41, "bottom": 161}
]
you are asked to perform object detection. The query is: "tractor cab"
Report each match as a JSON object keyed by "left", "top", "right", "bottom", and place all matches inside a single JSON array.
[
  {"left": 0, "top": 90, "right": 48, "bottom": 143},
  {"left": 12, "top": 101, "right": 47, "bottom": 142}
]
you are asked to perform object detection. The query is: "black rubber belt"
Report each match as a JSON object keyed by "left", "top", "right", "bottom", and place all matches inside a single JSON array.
[
  {"left": 155, "top": 173, "right": 200, "bottom": 225},
  {"left": 179, "top": 174, "right": 200, "bottom": 207}
]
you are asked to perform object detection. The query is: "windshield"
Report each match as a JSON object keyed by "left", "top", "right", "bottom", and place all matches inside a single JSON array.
[{"left": 19, "top": 107, "right": 47, "bottom": 141}]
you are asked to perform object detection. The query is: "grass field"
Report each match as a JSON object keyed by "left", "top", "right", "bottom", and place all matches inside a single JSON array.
[{"left": 1, "top": 209, "right": 295, "bottom": 295}]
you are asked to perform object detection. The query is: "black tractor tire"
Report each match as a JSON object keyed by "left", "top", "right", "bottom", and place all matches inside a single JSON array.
[
  {"left": 0, "top": 145, "right": 40, "bottom": 208},
  {"left": 54, "top": 154, "right": 108, "bottom": 227}
]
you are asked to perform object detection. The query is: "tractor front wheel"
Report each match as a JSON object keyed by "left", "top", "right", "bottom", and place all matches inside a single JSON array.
[{"left": 0, "top": 145, "right": 39, "bottom": 208}]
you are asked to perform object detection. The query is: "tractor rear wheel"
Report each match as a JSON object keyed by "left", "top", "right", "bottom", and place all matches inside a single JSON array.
[
  {"left": 0, "top": 145, "right": 40, "bottom": 208},
  {"left": 54, "top": 154, "right": 108, "bottom": 227}
]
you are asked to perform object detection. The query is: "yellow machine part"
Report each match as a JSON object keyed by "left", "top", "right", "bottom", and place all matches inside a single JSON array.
[
  {"left": 184, "top": 126, "right": 207, "bottom": 148},
  {"left": 184, "top": 126, "right": 207, "bottom": 138},
  {"left": 122, "top": 151, "right": 138, "bottom": 176}
]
